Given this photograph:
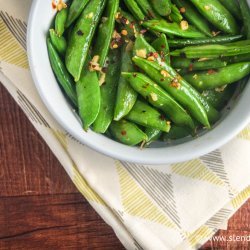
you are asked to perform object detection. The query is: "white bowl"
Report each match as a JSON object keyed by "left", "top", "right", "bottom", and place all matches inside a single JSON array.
[{"left": 27, "top": 0, "right": 250, "bottom": 165}]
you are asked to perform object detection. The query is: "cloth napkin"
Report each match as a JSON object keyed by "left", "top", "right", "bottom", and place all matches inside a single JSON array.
[{"left": 1, "top": 1, "right": 250, "bottom": 249}]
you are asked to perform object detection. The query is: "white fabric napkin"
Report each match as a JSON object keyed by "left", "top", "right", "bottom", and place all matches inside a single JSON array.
[{"left": 1, "top": 1, "right": 250, "bottom": 249}]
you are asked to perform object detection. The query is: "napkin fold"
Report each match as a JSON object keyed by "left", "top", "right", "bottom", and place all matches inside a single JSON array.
[{"left": 1, "top": 1, "right": 250, "bottom": 249}]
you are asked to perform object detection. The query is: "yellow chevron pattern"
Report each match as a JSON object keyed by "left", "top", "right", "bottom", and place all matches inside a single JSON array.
[
  {"left": 0, "top": 18, "right": 28, "bottom": 68},
  {"left": 172, "top": 159, "right": 225, "bottom": 186},
  {"left": 117, "top": 163, "right": 176, "bottom": 229},
  {"left": 231, "top": 186, "right": 250, "bottom": 209},
  {"left": 237, "top": 126, "right": 250, "bottom": 141}
]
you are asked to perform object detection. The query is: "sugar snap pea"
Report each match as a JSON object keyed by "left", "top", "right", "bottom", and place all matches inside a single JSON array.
[
  {"left": 114, "top": 44, "right": 138, "bottom": 121},
  {"left": 142, "top": 19, "right": 206, "bottom": 38},
  {"left": 152, "top": 33, "right": 170, "bottom": 65},
  {"left": 224, "top": 53, "right": 250, "bottom": 64},
  {"left": 239, "top": 0, "right": 250, "bottom": 39},
  {"left": 47, "top": 38, "right": 77, "bottom": 107},
  {"left": 125, "top": 100, "right": 171, "bottom": 132},
  {"left": 162, "top": 126, "right": 190, "bottom": 140},
  {"left": 170, "top": 44, "right": 250, "bottom": 59},
  {"left": 55, "top": 8, "right": 68, "bottom": 37},
  {"left": 76, "top": 59, "right": 101, "bottom": 131},
  {"left": 123, "top": 0, "right": 146, "bottom": 21},
  {"left": 217, "top": 0, "right": 241, "bottom": 20},
  {"left": 93, "top": 49, "right": 121, "bottom": 133},
  {"left": 149, "top": 0, "right": 171, "bottom": 17},
  {"left": 183, "top": 62, "right": 250, "bottom": 91},
  {"left": 189, "top": 0, "right": 238, "bottom": 35},
  {"left": 172, "top": 0, "right": 212, "bottom": 37},
  {"left": 109, "top": 120, "right": 147, "bottom": 145},
  {"left": 92, "top": 0, "right": 119, "bottom": 68},
  {"left": 66, "top": 0, "right": 90, "bottom": 28},
  {"left": 65, "top": 0, "right": 106, "bottom": 81},
  {"left": 168, "top": 35, "right": 243, "bottom": 48},
  {"left": 122, "top": 72, "right": 195, "bottom": 129},
  {"left": 144, "top": 128, "right": 162, "bottom": 145},
  {"left": 135, "top": 0, "right": 160, "bottom": 19},
  {"left": 49, "top": 29, "right": 67, "bottom": 56},
  {"left": 169, "top": 4, "right": 183, "bottom": 23}
]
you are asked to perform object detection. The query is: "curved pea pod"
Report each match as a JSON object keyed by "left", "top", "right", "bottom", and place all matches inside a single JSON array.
[
  {"left": 162, "top": 126, "right": 190, "bottom": 140},
  {"left": 189, "top": 0, "right": 238, "bottom": 35},
  {"left": 47, "top": 38, "right": 77, "bottom": 107},
  {"left": 66, "top": 0, "right": 90, "bottom": 28},
  {"left": 152, "top": 33, "right": 170, "bottom": 65},
  {"left": 126, "top": 100, "right": 171, "bottom": 132},
  {"left": 149, "top": 0, "right": 171, "bottom": 17},
  {"left": 239, "top": 0, "right": 250, "bottom": 39},
  {"left": 92, "top": 0, "right": 119, "bottom": 68},
  {"left": 123, "top": 0, "right": 146, "bottom": 21},
  {"left": 172, "top": 0, "right": 212, "bottom": 37},
  {"left": 55, "top": 8, "right": 68, "bottom": 37},
  {"left": 133, "top": 56, "right": 210, "bottom": 128},
  {"left": 65, "top": 0, "right": 106, "bottom": 82},
  {"left": 168, "top": 35, "right": 244, "bottom": 48},
  {"left": 114, "top": 44, "right": 138, "bottom": 121},
  {"left": 92, "top": 49, "right": 121, "bottom": 133},
  {"left": 76, "top": 59, "right": 101, "bottom": 131},
  {"left": 171, "top": 57, "right": 228, "bottom": 71},
  {"left": 169, "top": 4, "right": 183, "bottom": 23},
  {"left": 49, "top": 29, "right": 67, "bottom": 56},
  {"left": 217, "top": 0, "right": 241, "bottom": 21},
  {"left": 183, "top": 62, "right": 250, "bottom": 91},
  {"left": 170, "top": 44, "right": 250, "bottom": 59},
  {"left": 132, "top": 34, "right": 219, "bottom": 124},
  {"left": 109, "top": 120, "right": 148, "bottom": 146},
  {"left": 201, "top": 85, "right": 236, "bottom": 110},
  {"left": 116, "top": 9, "right": 140, "bottom": 39},
  {"left": 135, "top": 0, "right": 160, "bottom": 19},
  {"left": 144, "top": 128, "right": 162, "bottom": 145},
  {"left": 122, "top": 72, "right": 195, "bottom": 130},
  {"left": 142, "top": 19, "right": 206, "bottom": 39}
]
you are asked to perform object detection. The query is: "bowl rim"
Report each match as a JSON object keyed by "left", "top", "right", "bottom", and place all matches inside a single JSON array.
[{"left": 27, "top": 0, "right": 250, "bottom": 165}]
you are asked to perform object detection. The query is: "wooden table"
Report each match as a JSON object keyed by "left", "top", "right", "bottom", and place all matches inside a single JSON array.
[{"left": 0, "top": 84, "right": 249, "bottom": 249}]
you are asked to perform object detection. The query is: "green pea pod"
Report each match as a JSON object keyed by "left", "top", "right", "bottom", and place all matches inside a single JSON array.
[
  {"left": 116, "top": 9, "right": 140, "bottom": 39},
  {"left": 172, "top": 0, "right": 212, "bottom": 37},
  {"left": 109, "top": 120, "right": 148, "bottom": 146},
  {"left": 66, "top": 0, "right": 90, "bottom": 28},
  {"left": 162, "top": 126, "right": 190, "bottom": 140},
  {"left": 183, "top": 62, "right": 250, "bottom": 91},
  {"left": 189, "top": 0, "right": 238, "bottom": 35},
  {"left": 92, "top": 0, "right": 119, "bottom": 68},
  {"left": 133, "top": 34, "right": 219, "bottom": 124},
  {"left": 114, "top": 44, "right": 138, "bottom": 121},
  {"left": 224, "top": 53, "right": 250, "bottom": 64},
  {"left": 170, "top": 44, "right": 250, "bottom": 59},
  {"left": 49, "top": 29, "right": 67, "bottom": 56},
  {"left": 123, "top": 0, "right": 146, "bottom": 20},
  {"left": 93, "top": 49, "right": 121, "bottom": 133},
  {"left": 47, "top": 38, "right": 77, "bottom": 107},
  {"left": 122, "top": 72, "right": 195, "bottom": 130},
  {"left": 149, "top": 0, "right": 171, "bottom": 17},
  {"left": 152, "top": 33, "right": 170, "bottom": 65},
  {"left": 135, "top": 0, "right": 160, "bottom": 19},
  {"left": 201, "top": 85, "right": 236, "bottom": 110},
  {"left": 125, "top": 100, "right": 171, "bottom": 132},
  {"left": 144, "top": 128, "right": 162, "bottom": 145},
  {"left": 239, "top": 0, "right": 250, "bottom": 39},
  {"left": 171, "top": 57, "right": 227, "bottom": 71},
  {"left": 133, "top": 56, "right": 210, "bottom": 128},
  {"left": 142, "top": 19, "right": 206, "bottom": 38},
  {"left": 217, "top": 0, "right": 241, "bottom": 20},
  {"left": 65, "top": 0, "right": 106, "bottom": 81},
  {"left": 55, "top": 8, "right": 68, "bottom": 37},
  {"left": 169, "top": 4, "right": 183, "bottom": 23},
  {"left": 168, "top": 35, "right": 243, "bottom": 48},
  {"left": 76, "top": 59, "right": 101, "bottom": 131}
]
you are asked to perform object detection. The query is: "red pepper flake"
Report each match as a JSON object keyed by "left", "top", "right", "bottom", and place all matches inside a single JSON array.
[
  {"left": 161, "top": 44, "right": 166, "bottom": 49},
  {"left": 159, "top": 114, "right": 166, "bottom": 121},
  {"left": 52, "top": 1, "right": 57, "bottom": 9},
  {"left": 207, "top": 69, "right": 217, "bottom": 75},
  {"left": 153, "top": 52, "right": 159, "bottom": 58},
  {"left": 188, "top": 64, "right": 194, "bottom": 72},
  {"left": 121, "top": 130, "right": 127, "bottom": 136}
]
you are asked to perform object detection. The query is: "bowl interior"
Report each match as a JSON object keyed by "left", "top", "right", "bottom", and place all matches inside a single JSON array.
[{"left": 27, "top": 0, "right": 250, "bottom": 164}]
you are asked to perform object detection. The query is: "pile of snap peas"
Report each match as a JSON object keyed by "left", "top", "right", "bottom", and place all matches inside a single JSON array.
[{"left": 47, "top": 0, "right": 250, "bottom": 146}]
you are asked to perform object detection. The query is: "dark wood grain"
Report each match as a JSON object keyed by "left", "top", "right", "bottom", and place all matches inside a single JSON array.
[{"left": 0, "top": 83, "right": 249, "bottom": 249}]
